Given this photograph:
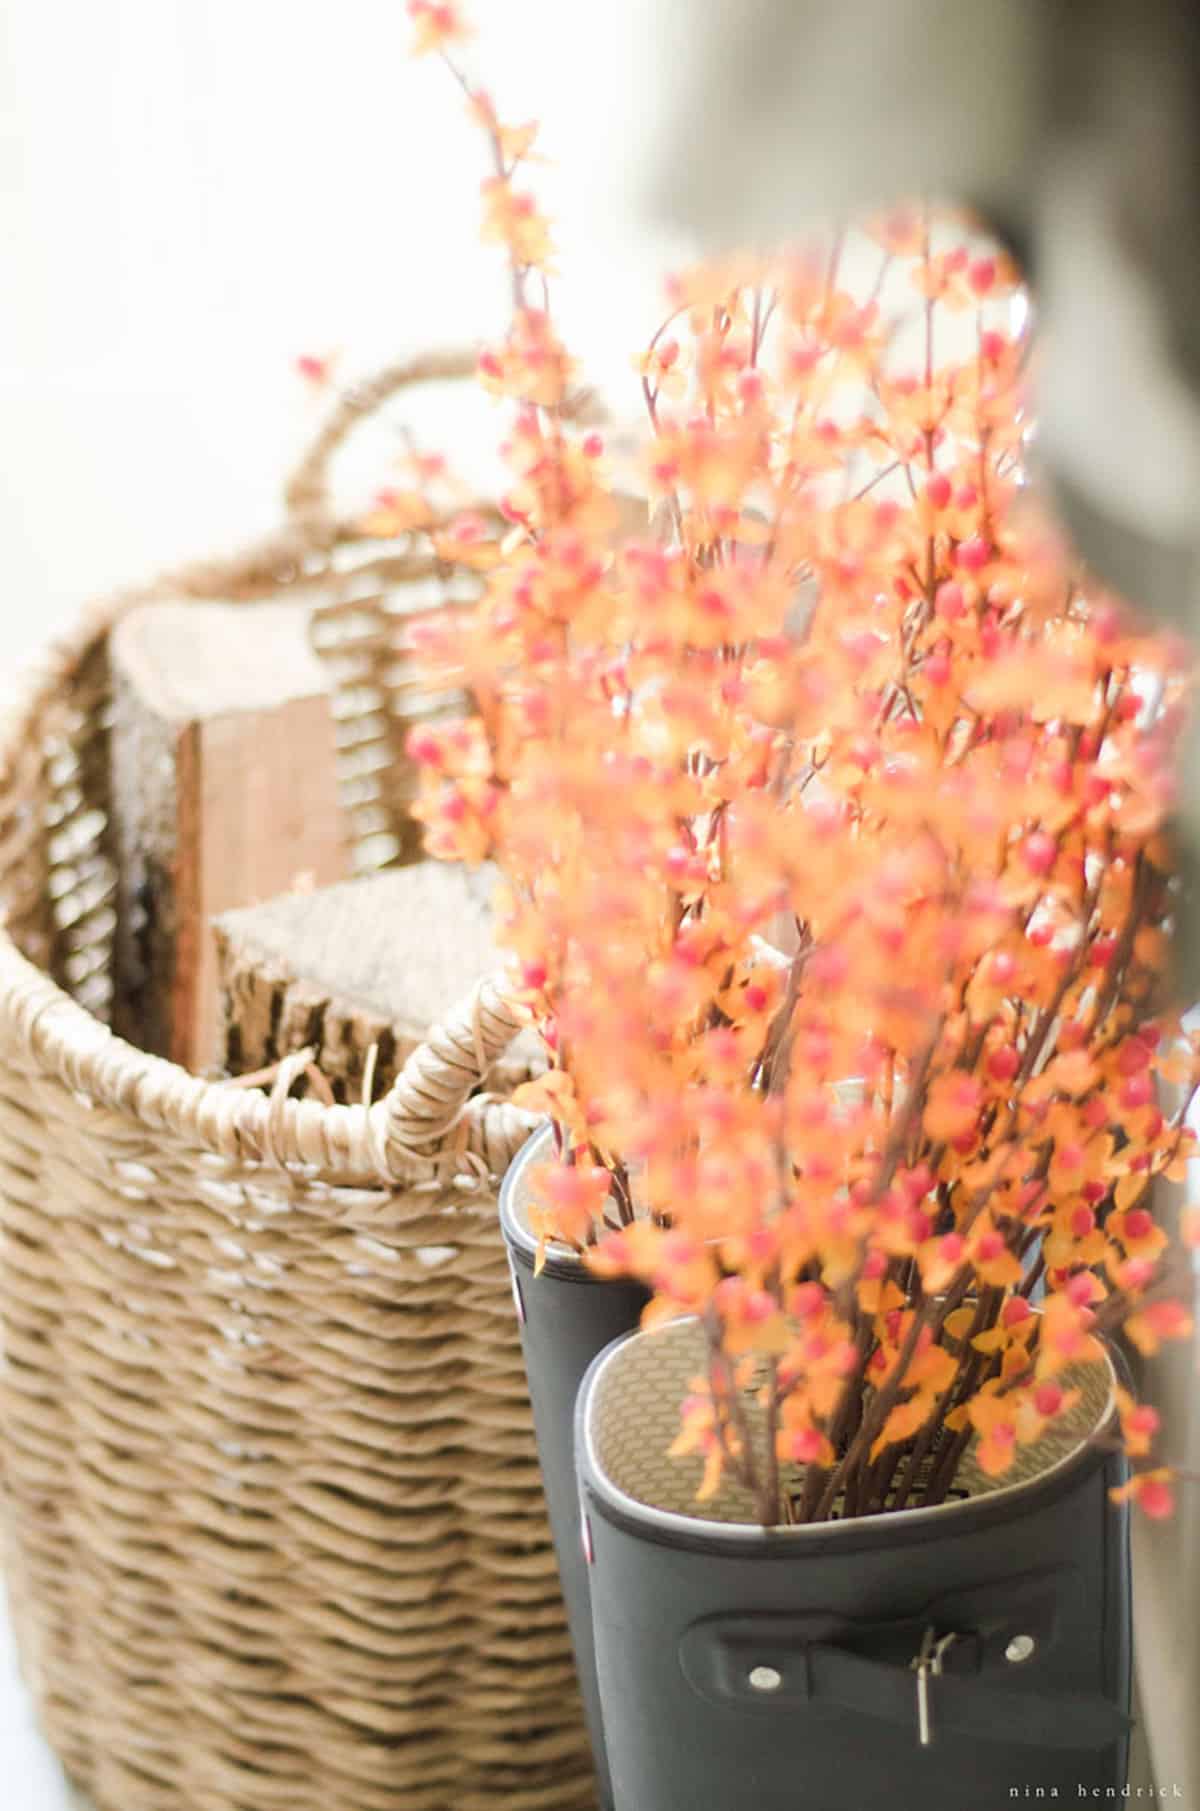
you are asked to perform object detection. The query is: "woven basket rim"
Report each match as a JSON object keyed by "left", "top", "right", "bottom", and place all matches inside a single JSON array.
[
  {"left": 0, "top": 574, "right": 534, "bottom": 1190},
  {"left": 0, "top": 351, "right": 597, "bottom": 1811}
]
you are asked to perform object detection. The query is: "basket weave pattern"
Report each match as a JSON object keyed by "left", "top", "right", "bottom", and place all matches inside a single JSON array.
[
  {"left": 293, "top": 350, "right": 490, "bottom": 875},
  {"left": 0, "top": 369, "right": 595, "bottom": 1811}
]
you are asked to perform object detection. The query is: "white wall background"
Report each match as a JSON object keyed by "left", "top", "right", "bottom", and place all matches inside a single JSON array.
[
  {"left": 0, "top": 6, "right": 682, "bottom": 1803},
  {"left": 0, "top": 0, "right": 683, "bottom": 668}
]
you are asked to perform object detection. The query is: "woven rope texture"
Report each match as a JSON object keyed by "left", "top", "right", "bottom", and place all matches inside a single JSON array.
[{"left": 0, "top": 356, "right": 595, "bottom": 1811}]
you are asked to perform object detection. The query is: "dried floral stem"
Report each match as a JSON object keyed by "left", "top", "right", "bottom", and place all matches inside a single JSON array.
[{"left": 399, "top": 44, "right": 1200, "bottom": 1527}]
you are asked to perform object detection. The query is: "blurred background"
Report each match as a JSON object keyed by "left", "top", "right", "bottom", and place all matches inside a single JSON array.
[
  {"left": 0, "top": 0, "right": 679, "bottom": 667},
  {"left": 0, "top": 1, "right": 1194, "bottom": 1804},
  {"left": 0, "top": 5, "right": 675, "bottom": 1801}
]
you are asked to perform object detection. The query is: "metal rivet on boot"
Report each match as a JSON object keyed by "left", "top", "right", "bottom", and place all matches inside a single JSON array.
[
  {"left": 1005, "top": 1634, "right": 1036, "bottom": 1663},
  {"left": 748, "top": 1665, "right": 783, "bottom": 1692}
]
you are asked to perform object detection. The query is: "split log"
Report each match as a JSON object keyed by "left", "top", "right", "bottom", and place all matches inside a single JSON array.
[
  {"left": 214, "top": 863, "right": 532, "bottom": 1103},
  {"left": 109, "top": 598, "right": 346, "bottom": 1070}
]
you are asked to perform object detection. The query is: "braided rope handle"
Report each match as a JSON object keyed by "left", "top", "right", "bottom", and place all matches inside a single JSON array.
[
  {"left": 369, "top": 968, "right": 541, "bottom": 1186},
  {"left": 280, "top": 345, "right": 608, "bottom": 549},
  {"left": 282, "top": 347, "right": 480, "bottom": 549},
  {"left": 97, "top": 354, "right": 536, "bottom": 1184},
  {"left": 282, "top": 354, "right": 540, "bottom": 1187}
]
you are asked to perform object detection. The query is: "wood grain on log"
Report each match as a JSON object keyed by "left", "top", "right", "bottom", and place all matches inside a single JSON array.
[
  {"left": 214, "top": 863, "right": 518, "bottom": 1103},
  {"left": 109, "top": 599, "right": 346, "bottom": 1070}
]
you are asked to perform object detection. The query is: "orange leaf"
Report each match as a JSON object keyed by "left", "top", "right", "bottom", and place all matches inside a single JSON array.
[
  {"left": 1114, "top": 1173, "right": 1148, "bottom": 1213},
  {"left": 696, "top": 1446, "right": 725, "bottom": 1501},
  {"left": 870, "top": 1395, "right": 931, "bottom": 1458}
]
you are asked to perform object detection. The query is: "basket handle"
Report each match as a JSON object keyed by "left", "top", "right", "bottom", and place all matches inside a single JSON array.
[
  {"left": 282, "top": 347, "right": 481, "bottom": 548},
  {"left": 286, "top": 355, "right": 531, "bottom": 1191},
  {"left": 369, "top": 967, "right": 540, "bottom": 1185}
]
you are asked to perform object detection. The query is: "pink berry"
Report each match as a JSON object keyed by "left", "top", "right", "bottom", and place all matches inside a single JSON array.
[
  {"left": 790, "top": 1426, "right": 825, "bottom": 1464},
  {"left": 790, "top": 1282, "right": 825, "bottom": 1320},
  {"left": 1139, "top": 1478, "right": 1173, "bottom": 1519},
  {"left": 1034, "top": 1382, "right": 1064, "bottom": 1417},
  {"left": 968, "top": 257, "right": 997, "bottom": 296},
  {"left": 935, "top": 581, "right": 966, "bottom": 621},
  {"left": 990, "top": 950, "right": 1019, "bottom": 986},
  {"left": 743, "top": 1289, "right": 776, "bottom": 1325},
  {"left": 1119, "top": 1075, "right": 1154, "bottom": 1111},
  {"left": 406, "top": 729, "right": 443, "bottom": 767},
  {"left": 926, "top": 472, "right": 952, "bottom": 510},
  {"left": 1022, "top": 831, "right": 1057, "bottom": 876}
]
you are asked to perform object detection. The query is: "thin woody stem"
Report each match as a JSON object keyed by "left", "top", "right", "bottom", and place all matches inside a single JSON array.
[
  {"left": 703, "top": 1309, "right": 764, "bottom": 1513},
  {"left": 763, "top": 1358, "right": 783, "bottom": 1527}
]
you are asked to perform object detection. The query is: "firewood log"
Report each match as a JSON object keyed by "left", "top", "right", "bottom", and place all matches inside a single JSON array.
[
  {"left": 214, "top": 863, "right": 537, "bottom": 1102},
  {"left": 109, "top": 598, "right": 346, "bottom": 1069}
]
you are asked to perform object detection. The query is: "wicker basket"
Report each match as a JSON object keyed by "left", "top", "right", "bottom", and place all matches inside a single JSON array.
[{"left": 0, "top": 360, "right": 596, "bottom": 1811}]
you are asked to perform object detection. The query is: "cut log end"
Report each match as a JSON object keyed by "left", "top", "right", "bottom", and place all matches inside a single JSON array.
[{"left": 214, "top": 863, "right": 532, "bottom": 1103}]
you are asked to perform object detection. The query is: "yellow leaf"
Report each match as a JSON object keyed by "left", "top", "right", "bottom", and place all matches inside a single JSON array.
[
  {"left": 498, "top": 120, "right": 541, "bottom": 163},
  {"left": 642, "top": 1294, "right": 687, "bottom": 1330},
  {"left": 1041, "top": 1050, "right": 1098, "bottom": 1097},
  {"left": 1155, "top": 1048, "right": 1195, "bottom": 1087},
  {"left": 870, "top": 1395, "right": 931, "bottom": 1459},
  {"left": 978, "top": 1433, "right": 1017, "bottom": 1478},
  {"left": 696, "top": 1447, "right": 724, "bottom": 1501},
  {"left": 976, "top": 1248, "right": 1024, "bottom": 1288},
  {"left": 943, "top": 1306, "right": 977, "bottom": 1344},
  {"left": 512, "top": 1071, "right": 576, "bottom": 1115},
  {"left": 1114, "top": 1174, "right": 1148, "bottom": 1213},
  {"left": 668, "top": 1418, "right": 707, "bottom": 1458}
]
